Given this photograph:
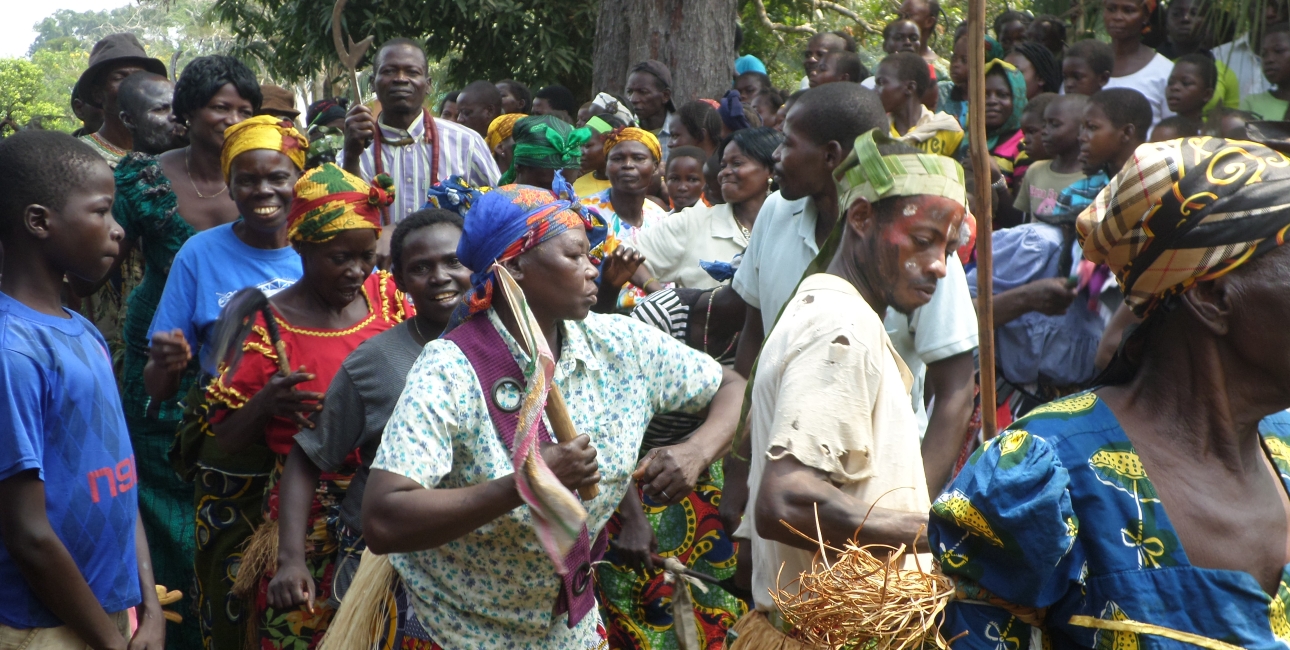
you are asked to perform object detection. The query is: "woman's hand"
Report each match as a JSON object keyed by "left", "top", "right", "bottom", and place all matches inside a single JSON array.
[
  {"left": 248, "top": 366, "right": 322, "bottom": 429},
  {"left": 601, "top": 246, "right": 645, "bottom": 290},
  {"left": 633, "top": 441, "right": 707, "bottom": 505},
  {"left": 147, "top": 329, "right": 191, "bottom": 374},
  {"left": 266, "top": 559, "right": 315, "bottom": 611},
  {"left": 540, "top": 434, "right": 600, "bottom": 491},
  {"left": 612, "top": 487, "right": 658, "bottom": 572},
  {"left": 127, "top": 601, "right": 166, "bottom": 650}
]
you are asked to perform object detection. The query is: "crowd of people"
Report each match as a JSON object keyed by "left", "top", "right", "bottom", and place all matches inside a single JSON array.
[{"left": 4, "top": 1, "right": 1290, "bottom": 649}]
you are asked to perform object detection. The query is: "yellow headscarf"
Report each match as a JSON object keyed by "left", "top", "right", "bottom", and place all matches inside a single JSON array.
[
  {"left": 487, "top": 113, "right": 526, "bottom": 151},
  {"left": 603, "top": 126, "right": 662, "bottom": 161},
  {"left": 220, "top": 115, "right": 308, "bottom": 181},
  {"left": 286, "top": 163, "right": 393, "bottom": 243}
]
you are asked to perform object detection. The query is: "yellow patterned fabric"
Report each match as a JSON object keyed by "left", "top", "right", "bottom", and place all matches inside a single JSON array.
[
  {"left": 1076, "top": 137, "right": 1290, "bottom": 317},
  {"left": 486, "top": 112, "right": 525, "bottom": 151},
  {"left": 286, "top": 163, "right": 393, "bottom": 243},
  {"left": 602, "top": 126, "right": 661, "bottom": 161},
  {"left": 220, "top": 114, "right": 308, "bottom": 180}
]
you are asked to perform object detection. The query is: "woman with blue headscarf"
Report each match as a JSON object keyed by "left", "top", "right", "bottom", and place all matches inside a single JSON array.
[{"left": 352, "top": 176, "right": 748, "bottom": 649}]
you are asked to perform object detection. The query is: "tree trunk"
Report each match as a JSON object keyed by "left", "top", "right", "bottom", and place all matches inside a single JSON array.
[{"left": 592, "top": 0, "right": 738, "bottom": 106}]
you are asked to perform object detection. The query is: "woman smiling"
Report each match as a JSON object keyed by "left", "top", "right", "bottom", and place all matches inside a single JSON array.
[
  {"left": 142, "top": 113, "right": 307, "bottom": 647},
  {"left": 206, "top": 163, "right": 411, "bottom": 647},
  {"left": 631, "top": 127, "right": 784, "bottom": 291}
]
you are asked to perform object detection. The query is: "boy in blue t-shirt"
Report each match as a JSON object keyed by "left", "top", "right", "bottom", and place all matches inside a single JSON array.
[{"left": 0, "top": 131, "right": 164, "bottom": 648}]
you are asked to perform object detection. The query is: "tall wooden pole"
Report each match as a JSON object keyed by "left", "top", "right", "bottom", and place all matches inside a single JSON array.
[{"left": 968, "top": 0, "right": 998, "bottom": 440}]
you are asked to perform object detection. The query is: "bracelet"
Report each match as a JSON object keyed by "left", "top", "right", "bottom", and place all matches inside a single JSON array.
[
  {"left": 643, "top": 276, "right": 659, "bottom": 288},
  {"left": 992, "top": 176, "right": 1008, "bottom": 191}
]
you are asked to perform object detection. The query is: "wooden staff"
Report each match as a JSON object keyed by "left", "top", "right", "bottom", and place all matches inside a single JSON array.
[
  {"left": 967, "top": 0, "right": 998, "bottom": 440},
  {"left": 331, "top": 0, "right": 374, "bottom": 104}
]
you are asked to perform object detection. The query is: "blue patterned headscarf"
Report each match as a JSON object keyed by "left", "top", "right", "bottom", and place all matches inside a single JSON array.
[{"left": 445, "top": 171, "right": 608, "bottom": 329}]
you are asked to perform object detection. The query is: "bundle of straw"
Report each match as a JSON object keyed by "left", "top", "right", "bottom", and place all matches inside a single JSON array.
[{"left": 768, "top": 515, "right": 954, "bottom": 650}]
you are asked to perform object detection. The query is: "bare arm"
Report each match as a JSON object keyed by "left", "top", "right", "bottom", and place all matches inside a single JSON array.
[
  {"left": 754, "top": 452, "right": 929, "bottom": 553},
  {"left": 142, "top": 330, "right": 189, "bottom": 402},
  {"left": 920, "top": 351, "right": 976, "bottom": 495},
  {"left": 0, "top": 471, "right": 128, "bottom": 650},
  {"left": 266, "top": 444, "right": 322, "bottom": 610},
  {"left": 733, "top": 305, "right": 763, "bottom": 379},
  {"left": 363, "top": 435, "right": 599, "bottom": 554},
  {"left": 975, "top": 278, "right": 1076, "bottom": 327},
  {"left": 634, "top": 367, "right": 746, "bottom": 503},
  {"left": 129, "top": 511, "right": 165, "bottom": 650}
]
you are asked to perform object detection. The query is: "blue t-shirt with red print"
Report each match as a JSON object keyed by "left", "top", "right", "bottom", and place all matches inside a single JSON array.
[{"left": 0, "top": 291, "right": 140, "bottom": 627}]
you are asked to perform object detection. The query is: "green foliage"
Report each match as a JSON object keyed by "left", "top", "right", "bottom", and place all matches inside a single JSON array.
[
  {"left": 208, "top": 0, "right": 599, "bottom": 98},
  {"left": 0, "top": 58, "right": 65, "bottom": 134}
]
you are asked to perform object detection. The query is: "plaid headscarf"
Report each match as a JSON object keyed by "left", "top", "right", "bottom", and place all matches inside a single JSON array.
[
  {"left": 486, "top": 113, "right": 526, "bottom": 151},
  {"left": 1077, "top": 137, "right": 1290, "bottom": 317},
  {"left": 220, "top": 114, "right": 308, "bottom": 181},
  {"left": 498, "top": 115, "right": 592, "bottom": 185},
  {"left": 286, "top": 163, "right": 393, "bottom": 243},
  {"left": 602, "top": 126, "right": 662, "bottom": 161},
  {"left": 449, "top": 172, "right": 608, "bottom": 329}
]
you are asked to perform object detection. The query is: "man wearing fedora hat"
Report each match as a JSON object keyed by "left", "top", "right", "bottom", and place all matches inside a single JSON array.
[
  {"left": 78, "top": 33, "right": 167, "bottom": 166},
  {"left": 256, "top": 84, "right": 301, "bottom": 128},
  {"left": 626, "top": 59, "right": 677, "bottom": 163}
]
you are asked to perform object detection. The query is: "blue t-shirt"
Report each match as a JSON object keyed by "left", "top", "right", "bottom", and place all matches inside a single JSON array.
[
  {"left": 0, "top": 292, "right": 140, "bottom": 626},
  {"left": 149, "top": 222, "right": 302, "bottom": 376}
]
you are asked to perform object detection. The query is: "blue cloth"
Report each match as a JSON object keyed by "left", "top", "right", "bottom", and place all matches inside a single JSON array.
[
  {"left": 966, "top": 223, "right": 1104, "bottom": 387},
  {"left": 1051, "top": 171, "right": 1109, "bottom": 222},
  {"left": 0, "top": 293, "right": 141, "bottom": 627},
  {"left": 148, "top": 221, "right": 302, "bottom": 375},
  {"left": 718, "top": 89, "right": 752, "bottom": 132},
  {"left": 931, "top": 393, "right": 1290, "bottom": 650},
  {"left": 734, "top": 54, "right": 766, "bottom": 75}
]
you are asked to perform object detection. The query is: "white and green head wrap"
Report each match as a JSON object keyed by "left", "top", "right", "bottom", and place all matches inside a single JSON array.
[{"left": 833, "top": 127, "right": 967, "bottom": 211}]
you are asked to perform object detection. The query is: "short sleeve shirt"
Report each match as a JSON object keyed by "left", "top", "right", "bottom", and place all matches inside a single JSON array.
[
  {"left": 1013, "top": 160, "right": 1087, "bottom": 221},
  {"left": 372, "top": 309, "right": 722, "bottom": 649},
  {"left": 742, "top": 274, "right": 931, "bottom": 612},
  {"left": 0, "top": 293, "right": 140, "bottom": 627},
  {"left": 631, "top": 202, "right": 750, "bottom": 290},
  {"left": 731, "top": 191, "right": 819, "bottom": 333},
  {"left": 293, "top": 321, "right": 423, "bottom": 532},
  {"left": 148, "top": 222, "right": 302, "bottom": 377}
]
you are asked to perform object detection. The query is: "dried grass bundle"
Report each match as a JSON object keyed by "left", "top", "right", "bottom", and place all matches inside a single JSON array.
[{"left": 768, "top": 506, "right": 955, "bottom": 650}]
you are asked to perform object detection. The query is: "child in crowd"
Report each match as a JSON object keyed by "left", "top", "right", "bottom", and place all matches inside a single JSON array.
[
  {"left": 1014, "top": 94, "right": 1087, "bottom": 223},
  {"left": 1150, "top": 114, "right": 1202, "bottom": 141},
  {"left": 1062, "top": 39, "right": 1114, "bottom": 95},
  {"left": 1018, "top": 92, "right": 1058, "bottom": 163},
  {"left": 1241, "top": 23, "right": 1290, "bottom": 120},
  {"left": 808, "top": 50, "right": 866, "bottom": 87},
  {"left": 877, "top": 52, "right": 964, "bottom": 157},
  {"left": 751, "top": 89, "right": 783, "bottom": 129},
  {"left": 0, "top": 131, "right": 165, "bottom": 647},
  {"left": 665, "top": 146, "right": 708, "bottom": 211},
  {"left": 1166, "top": 53, "right": 1217, "bottom": 124},
  {"left": 968, "top": 88, "right": 1153, "bottom": 420}
]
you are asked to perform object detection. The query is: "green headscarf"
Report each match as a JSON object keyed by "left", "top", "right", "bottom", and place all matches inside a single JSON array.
[
  {"left": 499, "top": 115, "right": 592, "bottom": 185},
  {"left": 966, "top": 59, "right": 1028, "bottom": 152}
]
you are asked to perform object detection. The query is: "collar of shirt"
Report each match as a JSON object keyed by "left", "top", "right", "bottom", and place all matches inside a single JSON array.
[
  {"left": 378, "top": 111, "right": 427, "bottom": 143},
  {"left": 707, "top": 203, "right": 744, "bottom": 241},
  {"left": 794, "top": 196, "right": 821, "bottom": 255},
  {"left": 485, "top": 308, "right": 602, "bottom": 379}
]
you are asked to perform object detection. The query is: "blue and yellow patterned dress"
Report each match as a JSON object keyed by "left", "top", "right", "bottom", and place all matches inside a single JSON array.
[{"left": 930, "top": 392, "right": 1290, "bottom": 650}]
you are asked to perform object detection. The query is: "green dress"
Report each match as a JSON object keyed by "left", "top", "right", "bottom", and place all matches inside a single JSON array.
[{"left": 113, "top": 152, "right": 202, "bottom": 650}]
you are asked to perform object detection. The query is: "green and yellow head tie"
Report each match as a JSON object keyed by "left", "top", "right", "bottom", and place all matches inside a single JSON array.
[
  {"left": 498, "top": 115, "right": 592, "bottom": 185},
  {"left": 286, "top": 163, "right": 394, "bottom": 243},
  {"left": 834, "top": 127, "right": 967, "bottom": 211}
]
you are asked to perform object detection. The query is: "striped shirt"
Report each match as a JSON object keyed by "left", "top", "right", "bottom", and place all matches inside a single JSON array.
[{"left": 337, "top": 112, "right": 500, "bottom": 223}]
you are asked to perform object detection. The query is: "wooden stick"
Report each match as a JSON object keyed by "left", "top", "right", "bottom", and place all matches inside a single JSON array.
[
  {"left": 546, "top": 387, "right": 599, "bottom": 500},
  {"left": 967, "top": 0, "right": 998, "bottom": 440}
]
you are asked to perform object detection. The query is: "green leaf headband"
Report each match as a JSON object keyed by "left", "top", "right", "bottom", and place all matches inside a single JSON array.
[{"left": 833, "top": 128, "right": 968, "bottom": 211}]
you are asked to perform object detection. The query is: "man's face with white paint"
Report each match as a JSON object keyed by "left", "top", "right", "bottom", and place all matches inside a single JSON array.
[{"left": 861, "top": 194, "right": 964, "bottom": 315}]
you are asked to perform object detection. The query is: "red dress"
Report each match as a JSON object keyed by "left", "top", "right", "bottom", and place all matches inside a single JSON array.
[{"left": 206, "top": 270, "right": 411, "bottom": 649}]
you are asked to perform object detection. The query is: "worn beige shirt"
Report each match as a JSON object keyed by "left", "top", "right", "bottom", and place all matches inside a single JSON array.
[
  {"left": 739, "top": 273, "right": 932, "bottom": 612},
  {"left": 631, "top": 202, "right": 750, "bottom": 290}
]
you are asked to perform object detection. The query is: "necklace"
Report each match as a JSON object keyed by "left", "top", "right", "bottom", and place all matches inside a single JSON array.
[
  {"left": 372, "top": 109, "right": 438, "bottom": 227},
  {"left": 411, "top": 315, "right": 427, "bottom": 343},
  {"left": 702, "top": 286, "right": 739, "bottom": 360},
  {"left": 89, "top": 132, "right": 128, "bottom": 157},
  {"left": 185, "top": 147, "right": 227, "bottom": 199},
  {"left": 735, "top": 219, "right": 751, "bottom": 240}
]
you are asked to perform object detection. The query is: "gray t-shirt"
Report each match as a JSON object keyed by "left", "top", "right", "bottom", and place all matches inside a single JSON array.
[{"left": 294, "top": 321, "right": 423, "bottom": 531}]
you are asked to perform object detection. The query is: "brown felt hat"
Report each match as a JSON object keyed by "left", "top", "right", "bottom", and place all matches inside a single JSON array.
[
  {"left": 257, "top": 85, "right": 301, "bottom": 120},
  {"left": 76, "top": 33, "right": 167, "bottom": 104}
]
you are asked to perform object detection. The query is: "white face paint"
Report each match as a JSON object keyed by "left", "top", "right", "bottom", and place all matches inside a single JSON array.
[
  {"left": 903, "top": 203, "right": 919, "bottom": 216},
  {"left": 905, "top": 259, "right": 919, "bottom": 271}
]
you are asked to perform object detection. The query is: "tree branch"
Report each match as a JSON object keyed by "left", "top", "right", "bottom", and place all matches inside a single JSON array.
[
  {"left": 752, "top": 0, "right": 815, "bottom": 38},
  {"left": 815, "top": 1, "right": 880, "bottom": 34}
]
